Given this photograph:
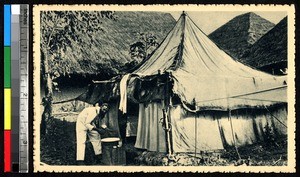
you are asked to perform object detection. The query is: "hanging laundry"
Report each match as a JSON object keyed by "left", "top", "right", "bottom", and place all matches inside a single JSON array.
[{"left": 119, "top": 74, "right": 131, "bottom": 113}]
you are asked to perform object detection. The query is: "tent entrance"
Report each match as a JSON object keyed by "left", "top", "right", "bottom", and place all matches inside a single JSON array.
[
  {"left": 134, "top": 101, "right": 168, "bottom": 152},
  {"left": 125, "top": 101, "right": 139, "bottom": 139}
]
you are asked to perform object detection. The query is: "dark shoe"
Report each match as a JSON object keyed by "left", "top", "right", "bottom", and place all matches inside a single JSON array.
[
  {"left": 76, "top": 160, "right": 85, "bottom": 165},
  {"left": 96, "top": 154, "right": 104, "bottom": 164}
]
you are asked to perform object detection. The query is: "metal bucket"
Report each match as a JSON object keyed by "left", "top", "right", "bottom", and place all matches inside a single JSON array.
[{"left": 101, "top": 137, "right": 120, "bottom": 165}]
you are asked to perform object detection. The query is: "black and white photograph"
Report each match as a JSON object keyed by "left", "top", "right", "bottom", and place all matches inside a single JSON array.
[{"left": 33, "top": 5, "right": 295, "bottom": 172}]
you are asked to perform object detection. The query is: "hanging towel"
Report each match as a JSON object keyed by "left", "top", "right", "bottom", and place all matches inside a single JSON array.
[{"left": 119, "top": 74, "right": 130, "bottom": 113}]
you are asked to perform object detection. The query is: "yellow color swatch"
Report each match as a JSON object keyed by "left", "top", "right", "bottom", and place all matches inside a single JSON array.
[{"left": 4, "top": 89, "right": 11, "bottom": 130}]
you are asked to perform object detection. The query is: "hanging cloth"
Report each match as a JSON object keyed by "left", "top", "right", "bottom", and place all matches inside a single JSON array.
[{"left": 119, "top": 74, "right": 131, "bottom": 113}]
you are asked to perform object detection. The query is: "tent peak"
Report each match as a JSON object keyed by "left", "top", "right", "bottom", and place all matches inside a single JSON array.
[{"left": 181, "top": 11, "right": 187, "bottom": 16}]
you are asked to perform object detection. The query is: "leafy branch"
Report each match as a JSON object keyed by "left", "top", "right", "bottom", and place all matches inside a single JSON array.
[
  {"left": 129, "top": 32, "right": 159, "bottom": 62},
  {"left": 40, "top": 10, "right": 116, "bottom": 135}
]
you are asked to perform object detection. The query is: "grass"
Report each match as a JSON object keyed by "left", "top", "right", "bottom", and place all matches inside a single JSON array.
[{"left": 41, "top": 118, "right": 77, "bottom": 165}]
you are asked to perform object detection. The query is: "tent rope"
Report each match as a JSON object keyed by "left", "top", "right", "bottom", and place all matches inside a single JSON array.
[
  {"left": 181, "top": 100, "right": 197, "bottom": 113},
  {"left": 229, "top": 109, "right": 241, "bottom": 160},
  {"left": 195, "top": 85, "right": 287, "bottom": 103},
  {"left": 233, "top": 97, "right": 285, "bottom": 103},
  {"left": 263, "top": 105, "right": 287, "bottom": 128}
]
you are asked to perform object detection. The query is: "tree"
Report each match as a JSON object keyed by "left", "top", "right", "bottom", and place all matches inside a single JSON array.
[
  {"left": 129, "top": 32, "right": 159, "bottom": 62},
  {"left": 40, "top": 11, "right": 116, "bottom": 135}
]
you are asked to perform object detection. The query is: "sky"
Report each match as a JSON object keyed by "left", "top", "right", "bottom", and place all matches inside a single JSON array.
[{"left": 170, "top": 11, "right": 287, "bottom": 35}]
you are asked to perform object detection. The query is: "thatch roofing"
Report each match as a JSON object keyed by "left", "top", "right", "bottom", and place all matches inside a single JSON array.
[
  {"left": 240, "top": 17, "right": 287, "bottom": 68},
  {"left": 209, "top": 12, "right": 275, "bottom": 59},
  {"left": 43, "top": 11, "right": 176, "bottom": 76}
]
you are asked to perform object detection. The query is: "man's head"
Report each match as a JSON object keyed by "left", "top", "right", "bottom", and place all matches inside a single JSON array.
[{"left": 100, "top": 103, "right": 109, "bottom": 113}]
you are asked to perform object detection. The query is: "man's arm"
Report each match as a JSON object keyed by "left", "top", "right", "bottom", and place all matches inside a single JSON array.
[
  {"left": 78, "top": 108, "right": 97, "bottom": 131},
  {"left": 92, "top": 126, "right": 107, "bottom": 135},
  {"left": 92, "top": 124, "right": 117, "bottom": 135},
  {"left": 85, "top": 123, "right": 95, "bottom": 131}
]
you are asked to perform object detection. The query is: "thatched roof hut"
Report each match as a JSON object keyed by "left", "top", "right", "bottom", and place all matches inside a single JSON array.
[
  {"left": 209, "top": 12, "right": 275, "bottom": 59},
  {"left": 240, "top": 17, "right": 287, "bottom": 75},
  {"left": 42, "top": 11, "right": 176, "bottom": 80}
]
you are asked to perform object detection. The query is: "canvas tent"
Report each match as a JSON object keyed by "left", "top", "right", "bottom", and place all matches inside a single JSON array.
[{"left": 77, "top": 12, "right": 287, "bottom": 153}]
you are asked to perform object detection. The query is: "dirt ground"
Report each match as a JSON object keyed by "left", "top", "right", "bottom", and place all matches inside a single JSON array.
[{"left": 40, "top": 113, "right": 287, "bottom": 166}]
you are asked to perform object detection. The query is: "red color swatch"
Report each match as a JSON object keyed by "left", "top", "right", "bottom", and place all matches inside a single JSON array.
[{"left": 4, "top": 130, "right": 11, "bottom": 172}]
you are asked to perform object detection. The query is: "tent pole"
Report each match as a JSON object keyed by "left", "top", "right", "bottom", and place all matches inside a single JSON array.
[
  {"left": 163, "top": 72, "right": 173, "bottom": 156},
  {"left": 162, "top": 109, "right": 172, "bottom": 156},
  {"left": 168, "top": 73, "right": 174, "bottom": 155},
  {"left": 229, "top": 109, "right": 241, "bottom": 160}
]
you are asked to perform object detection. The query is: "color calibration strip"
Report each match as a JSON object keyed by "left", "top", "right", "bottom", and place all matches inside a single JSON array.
[
  {"left": 4, "top": 4, "right": 12, "bottom": 173},
  {"left": 11, "top": 5, "right": 20, "bottom": 172},
  {"left": 19, "top": 4, "right": 29, "bottom": 173},
  {"left": 4, "top": 4, "right": 29, "bottom": 173}
]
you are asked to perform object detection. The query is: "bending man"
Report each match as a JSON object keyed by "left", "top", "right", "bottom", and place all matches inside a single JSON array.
[{"left": 76, "top": 102, "right": 109, "bottom": 164}]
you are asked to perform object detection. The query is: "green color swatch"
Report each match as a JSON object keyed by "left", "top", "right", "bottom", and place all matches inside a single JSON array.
[{"left": 4, "top": 47, "right": 11, "bottom": 88}]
